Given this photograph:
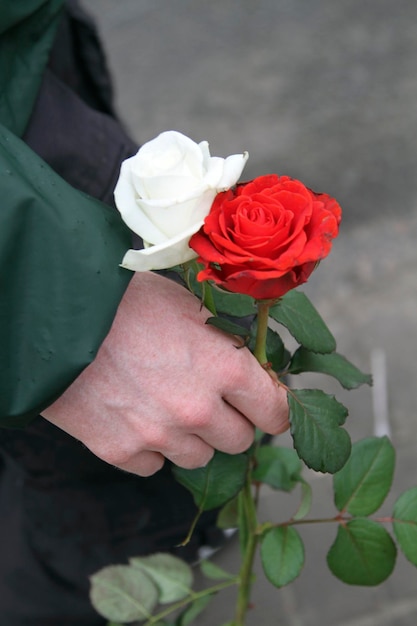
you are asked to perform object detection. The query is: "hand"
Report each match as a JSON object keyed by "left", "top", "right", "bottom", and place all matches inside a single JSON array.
[{"left": 42, "top": 272, "right": 289, "bottom": 476}]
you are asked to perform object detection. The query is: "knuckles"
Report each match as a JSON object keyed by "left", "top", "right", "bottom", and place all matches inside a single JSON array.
[
  {"left": 162, "top": 392, "right": 217, "bottom": 432},
  {"left": 174, "top": 448, "right": 215, "bottom": 470},
  {"left": 91, "top": 440, "right": 139, "bottom": 468},
  {"left": 228, "top": 432, "right": 255, "bottom": 454}
]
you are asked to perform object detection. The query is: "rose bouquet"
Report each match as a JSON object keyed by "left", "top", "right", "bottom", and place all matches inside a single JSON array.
[{"left": 90, "top": 132, "right": 417, "bottom": 626}]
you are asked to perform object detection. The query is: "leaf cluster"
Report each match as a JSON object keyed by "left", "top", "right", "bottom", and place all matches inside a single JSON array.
[
  {"left": 90, "top": 552, "right": 220, "bottom": 626},
  {"left": 91, "top": 436, "right": 417, "bottom": 625},
  {"left": 89, "top": 270, "right": 417, "bottom": 625},
  {"left": 260, "top": 436, "right": 417, "bottom": 588},
  {"left": 195, "top": 280, "right": 372, "bottom": 475}
]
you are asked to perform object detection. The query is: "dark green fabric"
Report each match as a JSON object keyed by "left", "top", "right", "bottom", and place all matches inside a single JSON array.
[
  {"left": 0, "top": 123, "right": 132, "bottom": 426},
  {"left": 0, "top": 0, "right": 64, "bottom": 136}
]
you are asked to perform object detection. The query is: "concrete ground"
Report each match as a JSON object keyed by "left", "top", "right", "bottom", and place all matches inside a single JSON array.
[{"left": 85, "top": 1, "right": 417, "bottom": 624}]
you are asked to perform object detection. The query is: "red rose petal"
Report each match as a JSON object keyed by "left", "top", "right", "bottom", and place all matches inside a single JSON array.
[{"left": 189, "top": 174, "right": 341, "bottom": 300}]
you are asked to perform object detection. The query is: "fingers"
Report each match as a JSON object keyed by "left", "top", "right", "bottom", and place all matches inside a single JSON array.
[
  {"left": 222, "top": 350, "right": 290, "bottom": 436},
  {"left": 118, "top": 450, "right": 166, "bottom": 476},
  {"left": 118, "top": 438, "right": 214, "bottom": 476},
  {"left": 163, "top": 435, "right": 215, "bottom": 469},
  {"left": 116, "top": 406, "right": 256, "bottom": 476},
  {"left": 190, "top": 401, "right": 256, "bottom": 454}
]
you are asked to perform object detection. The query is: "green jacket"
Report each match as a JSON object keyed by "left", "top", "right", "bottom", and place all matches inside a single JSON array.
[
  {"left": 0, "top": 1, "right": 133, "bottom": 426},
  {"left": 0, "top": 0, "right": 64, "bottom": 137}
]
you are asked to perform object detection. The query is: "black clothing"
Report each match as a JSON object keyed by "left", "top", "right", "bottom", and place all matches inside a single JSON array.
[{"left": 0, "top": 3, "right": 222, "bottom": 624}]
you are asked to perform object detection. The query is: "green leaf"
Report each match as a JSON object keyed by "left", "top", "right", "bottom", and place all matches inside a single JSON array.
[
  {"left": 210, "top": 289, "right": 255, "bottom": 318},
  {"left": 288, "top": 347, "right": 372, "bottom": 389},
  {"left": 200, "top": 559, "right": 235, "bottom": 581},
  {"left": 252, "top": 445, "right": 302, "bottom": 491},
  {"left": 393, "top": 487, "right": 417, "bottom": 566},
  {"left": 269, "top": 290, "right": 336, "bottom": 354},
  {"left": 288, "top": 389, "right": 351, "bottom": 473},
  {"left": 184, "top": 265, "right": 256, "bottom": 316},
  {"left": 260, "top": 526, "right": 305, "bottom": 587},
  {"left": 266, "top": 327, "right": 291, "bottom": 372},
  {"left": 293, "top": 478, "right": 313, "bottom": 521},
  {"left": 205, "top": 316, "right": 250, "bottom": 338},
  {"left": 327, "top": 519, "right": 397, "bottom": 585},
  {"left": 333, "top": 436, "right": 395, "bottom": 516},
  {"left": 216, "top": 496, "right": 239, "bottom": 529},
  {"left": 174, "top": 594, "right": 213, "bottom": 626},
  {"left": 130, "top": 553, "right": 193, "bottom": 604},
  {"left": 173, "top": 451, "right": 249, "bottom": 511},
  {"left": 89, "top": 565, "right": 158, "bottom": 622}
]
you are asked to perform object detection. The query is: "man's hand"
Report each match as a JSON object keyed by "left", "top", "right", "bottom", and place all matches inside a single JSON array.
[{"left": 42, "top": 272, "right": 289, "bottom": 476}]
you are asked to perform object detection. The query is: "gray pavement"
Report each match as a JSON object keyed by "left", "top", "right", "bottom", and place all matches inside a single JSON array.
[{"left": 85, "top": 2, "right": 417, "bottom": 624}]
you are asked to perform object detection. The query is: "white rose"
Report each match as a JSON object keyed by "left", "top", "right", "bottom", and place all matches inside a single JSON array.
[{"left": 114, "top": 130, "right": 248, "bottom": 271}]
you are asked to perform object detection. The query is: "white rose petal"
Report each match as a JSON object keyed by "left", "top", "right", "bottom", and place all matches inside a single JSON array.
[
  {"left": 120, "top": 221, "right": 204, "bottom": 272},
  {"left": 114, "top": 158, "right": 168, "bottom": 245},
  {"left": 135, "top": 187, "right": 217, "bottom": 241},
  {"left": 198, "top": 140, "right": 212, "bottom": 170},
  {"left": 114, "top": 130, "right": 248, "bottom": 270},
  {"left": 217, "top": 151, "right": 249, "bottom": 189},
  {"left": 131, "top": 172, "right": 203, "bottom": 201},
  {"left": 201, "top": 156, "right": 225, "bottom": 189},
  {"left": 133, "top": 131, "right": 204, "bottom": 190}
]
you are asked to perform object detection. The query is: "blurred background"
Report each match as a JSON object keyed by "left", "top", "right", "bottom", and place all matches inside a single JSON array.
[{"left": 85, "top": 2, "right": 417, "bottom": 624}]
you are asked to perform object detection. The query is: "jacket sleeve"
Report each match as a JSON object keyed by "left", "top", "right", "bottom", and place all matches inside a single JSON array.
[
  {"left": 0, "top": 123, "right": 133, "bottom": 427},
  {"left": 0, "top": 0, "right": 65, "bottom": 137}
]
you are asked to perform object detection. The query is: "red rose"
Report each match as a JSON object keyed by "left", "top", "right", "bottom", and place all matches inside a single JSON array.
[{"left": 189, "top": 174, "right": 342, "bottom": 300}]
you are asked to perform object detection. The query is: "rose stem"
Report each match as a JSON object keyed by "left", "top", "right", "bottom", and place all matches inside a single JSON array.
[
  {"left": 234, "top": 300, "right": 272, "bottom": 625},
  {"left": 234, "top": 472, "right": 259, "bottom": 625},
  {"left": 253, "top": 300, "right": 271, "bottom": 366}
]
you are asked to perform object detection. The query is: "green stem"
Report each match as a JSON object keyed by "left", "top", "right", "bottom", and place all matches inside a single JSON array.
[
  {"left": 144, "top": 578, "right": 238, "bottom": 625},
  {"left": 232, "top": 300, "right": 274, "bottom": 625},
  {"left": 256, "top": 513, "right": 398, "bottom": 535},
  {"left": 253, "top": 300, "right": 271, "bottom": 365},
  {"left": 234, "top": 471, "right": 259, "bottom": 625},
  {"left": 266, "top": 515, "right": 347, "bottom": 530}
]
